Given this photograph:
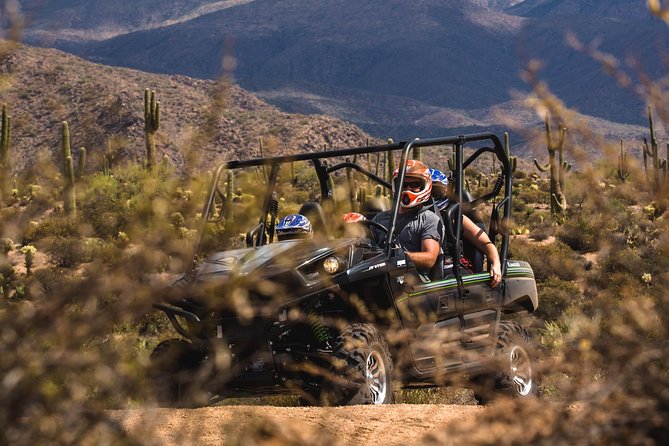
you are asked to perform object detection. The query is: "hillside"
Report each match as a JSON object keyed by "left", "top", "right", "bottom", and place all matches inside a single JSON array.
[
  {"left": 0, "top": 42, "right": 375, "bottom": 176},
  {"left": 16, "top": 0, "right": 663, "bottom": 145}
]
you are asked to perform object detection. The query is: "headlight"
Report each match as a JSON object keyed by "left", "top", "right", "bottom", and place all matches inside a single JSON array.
[{"left": 322, "top": 255, "right": 347, "bottom": 274}]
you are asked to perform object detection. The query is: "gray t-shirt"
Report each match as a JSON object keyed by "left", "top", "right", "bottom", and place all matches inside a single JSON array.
[{"left": 371, "top": 207, "right": 443, "bottom": 252}]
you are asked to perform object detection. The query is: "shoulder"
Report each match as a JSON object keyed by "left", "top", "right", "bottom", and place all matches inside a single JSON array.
[{"left": 419, "top": 208, "right": 441, "bottom": 223}]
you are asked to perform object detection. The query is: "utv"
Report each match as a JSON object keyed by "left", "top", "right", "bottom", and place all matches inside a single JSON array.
[{"left": 150, "top": 132, "right": 539, "bottom": 406}]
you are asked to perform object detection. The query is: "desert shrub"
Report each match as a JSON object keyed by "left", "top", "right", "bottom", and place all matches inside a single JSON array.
[
  {"left": 557, "top": 220, "right": 599, "bottom": 252},
  {"left": 0, "top": 237, "right": 14, "bottom": 254},
  {"left": 86, "top": 239, "right": 128, "bottom": 266},
  {"left": 80, "top": 175, "right": 129, "bottom": 239},
  {"left": 508, "top": 238, "right": 582, "bottom": 282},
  {"left": 0, "top": 262, "right": 17, "bottom": 298},
  {"left": 22, "top": 215, "right": 80, "bottom": 243},
  {"left": 32, "top": 267, "right": 78, "bottom": 297},
  {"left": 39, "top": 236, "right": 88, "bottom": 268},
  {"left": 534, "top": 276, "right": 582, "bottom": 322}
]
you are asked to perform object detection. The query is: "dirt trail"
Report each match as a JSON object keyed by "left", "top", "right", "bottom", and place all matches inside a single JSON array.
[{"left": 111, "top": 404, "right": 484, "bottom": 445}]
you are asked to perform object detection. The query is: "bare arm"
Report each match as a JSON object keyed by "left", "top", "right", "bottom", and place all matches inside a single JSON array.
[
  {"left": 462, "top": 215, "right": 502, "bottom": 287},
  {"left": 405, "top": 238, "right": 440, "bottom": 270}
]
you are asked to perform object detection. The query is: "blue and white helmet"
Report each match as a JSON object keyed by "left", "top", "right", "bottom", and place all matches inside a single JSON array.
[
  {"left": 429, "top": 168, "right": 451, "bottom": 210},
  {"left": 276, "top": 213, "right": 312, "bottom": 240}
]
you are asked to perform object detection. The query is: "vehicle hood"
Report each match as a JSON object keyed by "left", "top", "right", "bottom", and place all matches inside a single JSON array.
[{"left": 193, "top": 239, "right": 353, "bottom": 285}]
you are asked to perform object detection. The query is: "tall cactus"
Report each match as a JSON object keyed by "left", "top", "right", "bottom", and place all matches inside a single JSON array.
[
  {"left": 504, "top": 132, "right": 517, "bottom": 174},
  {"left": 61, "top": 121, "right": 76, "bottom": 215},
  {"left": 144, "top": 89, "right": 161, "bottom": 171},
  {"left": 0, "top": 103, "right": 11, "bottom": 204},
  {"left": 617, "top": 139, "right": 630, "bottom": 182},
  {"left": 386, "top": 138, "right": 395, "bottom": 189},
  {"left": 447, "top": 145, "right": 456, "bottom": 171},
  {"left": 412, "top": 146, "right": 422, "bottom": 161},
  {"left": 257, "top": 137, "right": 269, "bottom": 183},
  {"left": 642, "top": 106, "right": 667, "bottom": 192},
  {"left": 75, "top": 147, "right": 86, "bottom": 181},
  {"left": 534, "top": 114, "right": 571, "bottom": 215},
  {"left": 225, "top": 170, "right": 234, "bottom": 222}
]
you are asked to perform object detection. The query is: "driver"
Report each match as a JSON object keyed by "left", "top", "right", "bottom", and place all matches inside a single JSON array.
[
  {"left": 371, "top": 160, "right": 443, "bottom": 273},
  {"left": 276, "top": 214, "right": 313, "bottom": 241}
]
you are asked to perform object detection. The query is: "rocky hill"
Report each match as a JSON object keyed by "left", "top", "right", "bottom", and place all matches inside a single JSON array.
[
  {"left": 0, "top": 42, "right": 375, "bottom": 176},
  {"left": 15, "top": 0, "right": 663, "bottom": 146}
]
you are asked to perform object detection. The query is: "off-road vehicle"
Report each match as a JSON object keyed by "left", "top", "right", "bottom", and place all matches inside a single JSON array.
[{"left": 150, "top": 133, "right": 539, "bottom": 406}]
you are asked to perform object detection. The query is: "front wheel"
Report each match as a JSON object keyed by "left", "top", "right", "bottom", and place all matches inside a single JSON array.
[
  {"left": 473, "top": 321, "right": 538, "bottom": 404},
  {"left": 323, "top": 323, "right": 395, "bottom": 406},
  {"left": 148, "top": 339, "right": 206, "bottom": 407}
]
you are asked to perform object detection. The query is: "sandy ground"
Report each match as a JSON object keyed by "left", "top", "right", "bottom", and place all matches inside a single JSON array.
[{"left": 110, "top": 404, "right": 485, "bottom": 445}]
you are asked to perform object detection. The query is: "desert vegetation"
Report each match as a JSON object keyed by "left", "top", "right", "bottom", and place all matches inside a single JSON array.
[{"left": 2, "top": 4, "right": 669, "bottom": 446}]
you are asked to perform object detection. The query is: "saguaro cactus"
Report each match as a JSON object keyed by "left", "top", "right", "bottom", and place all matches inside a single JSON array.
[
  {"left": 0, "top": 103, "right": 11, "bottom": 203},
  {"left": 504, "top": 132, "right": 517, "bottom": 174},
  {"left": 617, "top": 139, "right": 631, "bottom": 182},
  {"left": 75, "top": 147, "right": 86, "bottom": 181},
  {"left": 386, "top": 138, "right": 395, "bottom": 188},
  {"left": 225, "top": 170, "right": 234, "bottom": 222},
  {"left": 144, "top": 89, "right": 161, "bottom": 171},
  {"left": 61, "top": 121, "right": 77, "bottom": 215},
  {"left": 534, "top": 114, "right": 571, "bottom": 215},
  {"left": 642, "top": 106, "right": 668, "bottom": 192}
]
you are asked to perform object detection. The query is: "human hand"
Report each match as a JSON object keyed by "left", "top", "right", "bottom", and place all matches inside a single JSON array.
[{"left": 490, "top": 261, "right": 502, "bottom": 288}]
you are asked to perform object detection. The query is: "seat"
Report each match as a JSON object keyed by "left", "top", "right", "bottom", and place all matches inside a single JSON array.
[
  {"left": 360, "top": 197, "right": 389, "bottom": 220},
  {"left": 298, "top": 201, "right": 331, "bottom": 238}
]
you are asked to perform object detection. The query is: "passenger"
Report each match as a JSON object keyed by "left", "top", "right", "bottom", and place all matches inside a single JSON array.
[
  {"left": 276, "top": 214, "right": 313, "bottom": 241},
  {"left": 343, "top": 212, "right": 366, "bottom": 223},
  {"left": 429, "top": 168, "right": 502, "bottom": 287},
  {"left": 343, "top": 212, "right": 367, "bottom": 238},
  {"left": 371, "top": 160, "right": 443, "bottom": 274}
]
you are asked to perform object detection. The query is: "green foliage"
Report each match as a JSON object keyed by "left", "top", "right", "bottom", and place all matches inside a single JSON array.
[
  {"left": 508, "top": 238, "right": 581, "bottom": 282},
  {"left": 556, "top": 213, "right": 605, "bottom": 253},
  {"left": 40, "top": 236, "right": 86, "bottom": 268},
  {"left": 23, "top": 215, "right": 80, "bottom": 243},
  {"left": 535, "top": 276, "right": 582, "bottom": 322},
  {"left": 80, "top": 174, "right": 129, "bottom": 239},
  {"left": 0, "top": 237, "right": 14, "bottom": 254},
  {"left": 0, "top": 262, "right": 17, "bottom": 298}
]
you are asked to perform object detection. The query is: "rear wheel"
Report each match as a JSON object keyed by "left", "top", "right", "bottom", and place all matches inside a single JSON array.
[
  {"left": 148, "top": 339, "right": 206, "bottom": 407},
  {"left": 323, "top": 323, "right": 395, "bottom": 406},
  {"left": 473, "top": 321, "right": 537, "bottom": 404}
]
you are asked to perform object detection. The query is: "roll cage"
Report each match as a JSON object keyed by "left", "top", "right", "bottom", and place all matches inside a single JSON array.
[{"left": 194, "top": 132, "right": 513, "bottom": 283}]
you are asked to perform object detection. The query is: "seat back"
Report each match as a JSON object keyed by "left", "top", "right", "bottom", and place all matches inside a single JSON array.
[{"left": 298, "top": 201, "right": 330, "bottom": 239}]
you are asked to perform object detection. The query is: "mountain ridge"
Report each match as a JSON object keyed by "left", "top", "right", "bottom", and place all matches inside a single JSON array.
[{"left": 0, "top": 42, "right": 376, "bottom": 176}]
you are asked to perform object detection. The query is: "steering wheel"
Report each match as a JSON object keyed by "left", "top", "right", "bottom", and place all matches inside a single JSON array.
[{"left": 359, "top": 219, "right": 391, "bottom": 246}]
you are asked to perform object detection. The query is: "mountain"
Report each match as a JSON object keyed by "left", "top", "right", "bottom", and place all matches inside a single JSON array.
[
  {"left": 507, "top": 0, "right": 652, "bottom": 18},
  {"left": 0, "top": 42, "right": 374, "bottom": 176},
  {"left": 14, "top": 0, "right": 663, "bottom": 149}
]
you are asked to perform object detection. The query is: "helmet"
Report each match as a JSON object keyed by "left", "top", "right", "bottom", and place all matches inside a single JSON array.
[
  {"left": 276, "top": 214, "right": 312, "bottom": 240},
  {"left": 429, "top": 168, "right": 451, "bottom": 210},
  {"left": 343, "top": 212, "right": 366, "bottom": 223},
  {"left": 429, "top": 168, "right": 449, "bottom": 199},
  {"left": 392, "top": 159, "right": 432, "bottom": 209}
]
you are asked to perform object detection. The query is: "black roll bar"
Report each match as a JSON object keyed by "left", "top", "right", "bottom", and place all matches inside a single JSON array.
[{"left": 193, "top": 132, "right": 513, "bottom": 274}]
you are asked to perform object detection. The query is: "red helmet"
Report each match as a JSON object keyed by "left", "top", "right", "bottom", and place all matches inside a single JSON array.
[
  {"left": 343, "top": 212, "right": 366, "bottom": 223},
  {"left": 392, "top": 159, "right": 432, "bottom": 209}
]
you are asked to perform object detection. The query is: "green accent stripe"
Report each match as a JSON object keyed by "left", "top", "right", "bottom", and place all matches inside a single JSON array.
[{"left": 396, "top": 267, "right": 534, "bottom": 301}]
